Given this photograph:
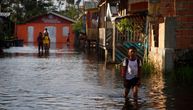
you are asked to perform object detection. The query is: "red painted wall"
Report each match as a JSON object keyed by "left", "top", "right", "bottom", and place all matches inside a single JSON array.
[{"left": 17, "top": 24, "right": 27, "bottom": 42}]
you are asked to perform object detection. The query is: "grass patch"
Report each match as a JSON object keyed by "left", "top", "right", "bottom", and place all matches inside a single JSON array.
[
  {"left": 141, "top": 60, "right": 157, "bottom": 77},
  {"left": 169, "top": 66, "right": 193, "bottom": 85}
]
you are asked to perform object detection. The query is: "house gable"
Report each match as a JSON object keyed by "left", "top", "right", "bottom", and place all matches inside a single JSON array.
[{"left": 25, "top": 12, "right": 75, "bottom": 24}]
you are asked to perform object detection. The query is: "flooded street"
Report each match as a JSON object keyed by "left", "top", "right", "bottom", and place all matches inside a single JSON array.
[
  {"left": 0, "top": 44, "right": 193, "bottom": 110},
  {"left": 0, "top": 44, "right": 125, "bottom": 110}
]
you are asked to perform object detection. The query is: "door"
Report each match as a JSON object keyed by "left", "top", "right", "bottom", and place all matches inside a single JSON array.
[
  {"left": 28, "top": 26, "right": 34, "bottom": 42},
  {"left": 45, "top": 26, "right": 56, "bottom": 42}
]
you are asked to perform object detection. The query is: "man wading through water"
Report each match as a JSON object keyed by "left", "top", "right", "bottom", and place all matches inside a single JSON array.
[{"left": 121, "top": 46, "right": 142, "bottom": 101}]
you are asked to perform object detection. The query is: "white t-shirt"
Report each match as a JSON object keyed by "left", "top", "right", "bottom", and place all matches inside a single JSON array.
[{"left": 122, "top": 58, "right": 140, "bottom": 80}]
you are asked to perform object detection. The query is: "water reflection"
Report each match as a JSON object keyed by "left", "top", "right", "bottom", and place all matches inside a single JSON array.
[
  {"left": 142, "top": 72, "right": 167, "bottom": 109},
  {"left": 31, "top": 42, "right": 74, "bottom": 50},
  {"left": 122, "top": 99, "right": 141, "bottom": 110},
  {"left": 0, "top": 44, "right": 124, "bottom": 110}
]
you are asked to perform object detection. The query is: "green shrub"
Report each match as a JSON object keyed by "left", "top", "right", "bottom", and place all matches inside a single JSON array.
[
  {"left": 141, "top": 60, "right": 157, "bottom": 77},
  {"left": 171, "top": 66, "right": 193, "bottom": 84},
  {"left": 72, "top": 20, "right": 82, "bottom": 33}
]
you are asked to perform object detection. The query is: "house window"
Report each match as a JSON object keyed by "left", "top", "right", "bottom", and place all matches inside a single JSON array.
[{"left": 63, "top": 26, "right": 69, "bottom": 37}]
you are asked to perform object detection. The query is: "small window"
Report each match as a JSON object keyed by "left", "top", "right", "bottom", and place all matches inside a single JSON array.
[{"left": 63, "top": 26, "right": 69, "bottom": 37}]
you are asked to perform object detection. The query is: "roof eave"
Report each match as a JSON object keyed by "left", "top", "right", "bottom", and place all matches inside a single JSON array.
[{"left": 49, "top": 12, "right": 76, "bottom": 23}]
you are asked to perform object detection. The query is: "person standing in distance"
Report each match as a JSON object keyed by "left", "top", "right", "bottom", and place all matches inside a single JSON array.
[
  {"left": 37, "top": 32, "right": 43, "bottom": 53},
  {"left": 43, "top": 31, "right": 50, "bottom": 53},
  {"left": 44, "top": 28, "right": 49, "bottom": 36}
]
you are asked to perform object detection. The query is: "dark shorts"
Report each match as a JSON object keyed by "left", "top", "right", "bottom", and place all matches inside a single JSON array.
[{"left": 124, "top": 77, "right": 139, "bottom": 90}]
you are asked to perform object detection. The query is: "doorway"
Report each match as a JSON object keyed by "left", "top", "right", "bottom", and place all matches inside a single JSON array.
[
  {"left": 45, "top": 26, "right": 56, "bottom": 42},
  {"left": 28, "top": 26, "right": 34, "bottom": 42}
]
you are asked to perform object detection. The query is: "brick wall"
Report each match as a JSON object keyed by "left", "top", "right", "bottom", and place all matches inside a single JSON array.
[
  {"left": 160, "top": 0, "right": 175, "bottom": 16},
  {"left": 158, "top": 0, "right": 193, "bottom": 49},
  {"left": 175, "top": 1, "right": 193, "bottom": 48},
  {"left": 148, "top": 0, "right": 193, "bottom": 71}
]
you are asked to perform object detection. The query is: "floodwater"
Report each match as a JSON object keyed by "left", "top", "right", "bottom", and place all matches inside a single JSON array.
[{"left": 0, "top": 43, "right": 193, "bottom": 110}]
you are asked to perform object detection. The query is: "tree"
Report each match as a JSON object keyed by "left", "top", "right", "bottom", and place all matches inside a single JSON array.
[
  {"left": 64, "top": 5, "right": 79, "bottom": 20},
  {"left": 72, "top": 20, "right": 82, "bottom": 33},
  {"left": 115, "top": 17, "right": 147, "bottom": 49},
  {"left": 66, "top": 0, "right": 75, "bottom": 4},
  {"left": 0, "top": 0, "right": 54, "bottom": 23},
  {"left": 115, "top": 18, "right": 133, "bottom": 40},
  {"left": 76, "top": 0, "right": 81, "bottom": 5},
  {"left": 56, "top": 0, "right": 74, "bottom": 10},
  {"left": 76, "top": 0, "right": 81, "bottom": 9},
  {"left": 72, "top": 20, "right": 82, "bottom": 47}
]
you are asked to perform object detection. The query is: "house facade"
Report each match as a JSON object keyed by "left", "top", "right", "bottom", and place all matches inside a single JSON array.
[
  {"left": 115, "top": 0, "right": 148, "bottom": 61},
  {"left": 16, "top": 12, "right": 75, "bottom": 47},
  {"left": 98, "top": 0, "right": 119, "bottom": 61},
  {"left": 85, "top": 7, "right": 98, "bottom": 46},
  {"left": 148, "top": 0, "right": 193, "bottom": 71},
  {"left": 97, "top": 0, "right": 193, "bottom": 71}
]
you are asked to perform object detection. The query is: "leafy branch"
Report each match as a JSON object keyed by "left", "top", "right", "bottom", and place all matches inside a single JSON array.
[
  {"left": 72, "top": 20, "right": 82, "bottom": 33},
  {"left": 115, "top": 18, "right": 133, "bottom": 36}
]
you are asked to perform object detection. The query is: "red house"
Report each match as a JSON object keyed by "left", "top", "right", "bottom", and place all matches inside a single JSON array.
[{"left": 16, "top": 12, "right": 76, "bottom": 47}]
